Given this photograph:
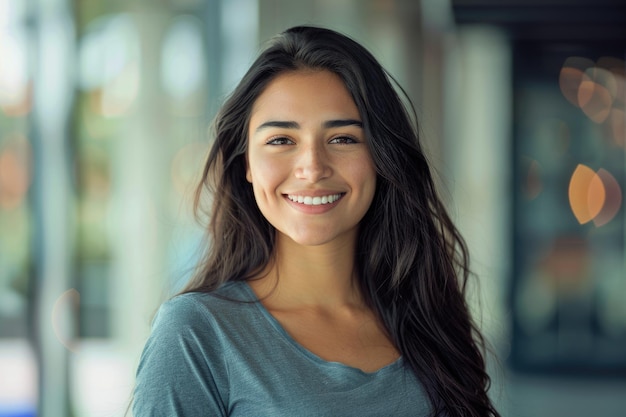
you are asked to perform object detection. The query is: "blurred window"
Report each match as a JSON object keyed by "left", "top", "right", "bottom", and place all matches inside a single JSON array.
[{"left": 512, "top": 40, "right": 626, "bottom": 375}]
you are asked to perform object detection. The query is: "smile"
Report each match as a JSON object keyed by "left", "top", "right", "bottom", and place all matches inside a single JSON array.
[{"left": 286, "top": 193, "right": 343, "bottom": 205}]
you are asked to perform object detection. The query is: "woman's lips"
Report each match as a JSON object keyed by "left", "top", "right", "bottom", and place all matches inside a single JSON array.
[{"left": 283, "top": 193, "right": 345, "bottom": 213}]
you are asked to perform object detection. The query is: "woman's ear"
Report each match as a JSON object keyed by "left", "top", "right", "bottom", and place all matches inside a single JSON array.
[{"left": 245, "top": 155, "right": 252, "bottom": 183}]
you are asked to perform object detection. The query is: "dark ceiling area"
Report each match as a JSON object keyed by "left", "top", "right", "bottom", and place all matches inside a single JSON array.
[{"left": 451, "top": 0, "right": 626, "bottom": 41}]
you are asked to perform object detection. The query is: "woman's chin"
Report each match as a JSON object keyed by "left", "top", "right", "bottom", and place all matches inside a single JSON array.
[{"left": 277, "top": 228, "right": 357, "bottom": 249}]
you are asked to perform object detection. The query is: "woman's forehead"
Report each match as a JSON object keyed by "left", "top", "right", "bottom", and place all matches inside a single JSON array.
[{"left": 249, "top": 70, "right": 360, "bottom": 125}]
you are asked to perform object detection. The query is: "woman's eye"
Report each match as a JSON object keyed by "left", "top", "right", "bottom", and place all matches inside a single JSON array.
[
  {"left": 329, "top": 136, "right": 357, "bottom": 144},
  {"left": 266, "top": 137, "right": 294, "bottom": 145}
]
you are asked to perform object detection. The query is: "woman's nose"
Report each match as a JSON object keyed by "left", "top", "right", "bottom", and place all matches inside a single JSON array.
[{"left": 294, "top": 144, "right": 332, "bottom": 182}]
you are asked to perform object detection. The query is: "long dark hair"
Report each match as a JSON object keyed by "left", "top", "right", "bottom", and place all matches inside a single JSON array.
[{"left": 184, "top": 25, "right": 499, "bottom": 417}]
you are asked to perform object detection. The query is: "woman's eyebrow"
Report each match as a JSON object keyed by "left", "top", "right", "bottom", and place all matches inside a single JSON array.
[
  {"left": 255, "top": 120, "right": 299, "bottom": 131},
  {"left": 255, "top": 119, "right": 363, "bottom": 132},
  {"left": 323, "top": 119, "right": 363, "bottom": 129}
]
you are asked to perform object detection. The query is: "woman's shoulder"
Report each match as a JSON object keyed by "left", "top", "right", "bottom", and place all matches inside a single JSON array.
[
  {"left": 144, "top": 281, "right": 265, "bottom": 360},
  {"left": 153, "top": 281, "right": 256, "bottom": 329}
]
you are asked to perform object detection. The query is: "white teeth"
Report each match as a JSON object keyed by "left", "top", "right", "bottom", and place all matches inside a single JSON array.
[{"left": 287, "top": 193, "right": 342, "bottom": 205}]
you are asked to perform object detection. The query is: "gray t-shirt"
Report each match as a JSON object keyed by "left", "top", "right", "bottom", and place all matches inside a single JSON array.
[{"left": 133, "top": 281, "right": 431, "bottom": 416}]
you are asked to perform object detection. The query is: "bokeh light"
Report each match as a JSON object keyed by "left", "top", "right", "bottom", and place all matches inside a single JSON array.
[
  {"left": 79, "top": 13, "right": 140, "bottom": 118},
  {"left": 160, "top": 15, "right": 206, "bottom": 101},
  {"left": 577, "top": 74, "right": 613, "bottom": 123},
  {"left": 51, "top": 289, "right": 80, "bottom": 353},
  {"left": 541, "top": 236, "right": 590, "bottom": 289},
  {"left": 568, "top": 164, "right": 622, "bottom": 227},
  {"left": 593, "top": 168, "right": 622, "bottom": 227},
  {"left": 0, "top": 135, "right": 32, "bottom": 210},
  {"left": 560, "top": 56, "right": 626, "bottom": 127},
  {"left": 0, "top": 1, "right": 31, "bottom": 117},
  {"left": 559, "top": 56, "right": 595, "bottom": 107},
  {"left": 597, "top": 56, "right": 626, "bottom": 105},
  {"left": 568, "top": 164, "right": 605, "bottom": 225}
]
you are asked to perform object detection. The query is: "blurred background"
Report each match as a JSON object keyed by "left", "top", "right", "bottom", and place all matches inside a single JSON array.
[{"left": 0, "top": 0, "right": 625, "bottom": 416}]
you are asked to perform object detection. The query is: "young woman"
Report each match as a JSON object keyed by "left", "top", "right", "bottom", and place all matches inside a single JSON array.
[{"left": 133, "top": 25, "right": 500, "bottom": 417}]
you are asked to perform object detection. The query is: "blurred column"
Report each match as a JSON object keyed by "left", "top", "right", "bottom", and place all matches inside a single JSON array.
[
  {"left": 418, "top": 0, "right": 454, "bottom": 173},
  {"left": 109, "top": 7, "right": 170, "bottom": 351},
  {"left": 220, "top": 0, "right": 258, "bottom": 94},
  {"left": 28, "top": 0, "right": 76, "bottom": 416},
  {"left": 445, "top": 26, "right": 512, "bottom": 346},
  {"left": 442, "top": 27, "right": 512, "bottom": 415}
]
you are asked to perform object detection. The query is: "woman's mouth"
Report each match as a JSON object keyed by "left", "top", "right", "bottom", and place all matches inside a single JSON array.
[{"left": 286, "top": 193, "right": 343, "bottom": 205}]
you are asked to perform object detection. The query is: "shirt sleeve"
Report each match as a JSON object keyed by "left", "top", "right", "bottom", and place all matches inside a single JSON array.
[{"left": 133, "top": 295, "right": 229, "bottom": 417}]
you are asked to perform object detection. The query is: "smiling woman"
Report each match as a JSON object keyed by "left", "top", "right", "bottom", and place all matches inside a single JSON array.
[
  {"left": 246, "top": 70, "right": 376, "bottom": 248},
  {"left": 132, "top": 25, "right": 500, "bottom": 417}
]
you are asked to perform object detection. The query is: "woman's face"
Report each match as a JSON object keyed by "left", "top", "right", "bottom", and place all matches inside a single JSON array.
[{"left": 246, "top": 69, "right": 376, "bottom": 248}]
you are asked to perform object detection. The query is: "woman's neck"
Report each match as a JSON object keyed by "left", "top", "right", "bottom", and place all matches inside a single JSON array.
[{"left": 250, "top": 231, "right": 363, "bottom": 309}]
